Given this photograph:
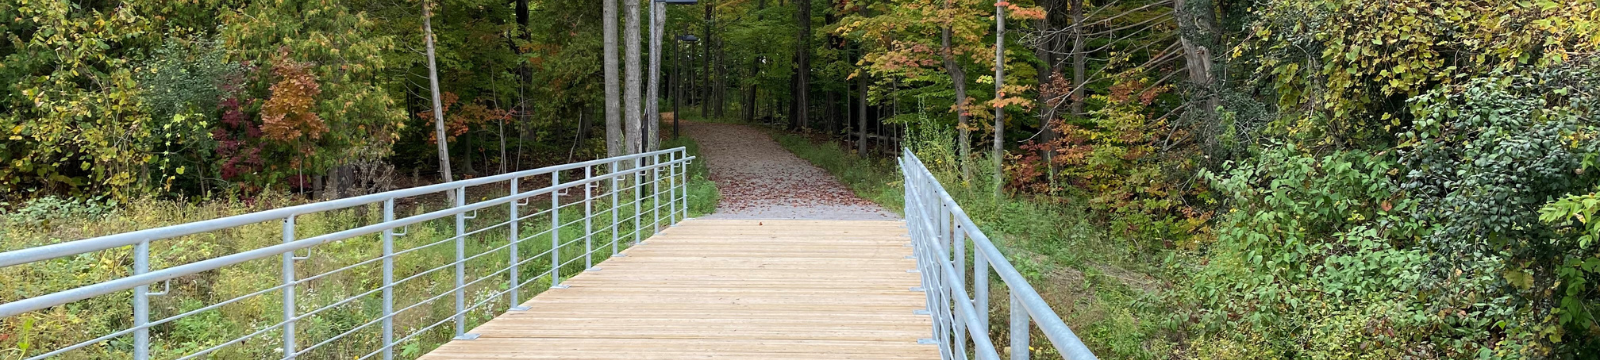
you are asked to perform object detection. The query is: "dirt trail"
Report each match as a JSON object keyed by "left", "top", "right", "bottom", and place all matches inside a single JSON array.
[{"left": 677, "top": 119, "right": 897, "bottom": 220}]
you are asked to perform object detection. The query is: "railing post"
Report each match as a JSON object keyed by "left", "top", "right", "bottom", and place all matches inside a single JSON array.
[
  {"left": 669, "top": 151, "right": 679, "bottom": 225},
  {"left": 633, "top": 157, "right": 642, "bottom": 245},
  {"left": 954, "top": 223, "right": 968, "bottom": 354},
  {"left": 939, "top": 202, "right": 949, "bottom": 262},
  {"left": 652, "top": 153, "right": 661, "bottom": 234},
  {"left": 955, "top": 224, "right": 966, "bottom": 286},
  {"left": 453, "top": 187, "right": 477, "bottom": 340},
  {"left": 381, "top": 199, "right": 397, "bottom": 359},
  {"left": 552, "top": 171, "right": 567, "bottom": 289},
  {"left": 976, "top": 251, "right": 990, "bottom": 335},
  {"left": 509, "top": 180, "right": 529, "bottom": 311},
  {"left": 1010, "top": 293, "right": 1030, "bottom": 360},
  {"left": 908, "top": 173, "right": 939, "bottom": 344},
  {"left": 584, "top": 165, "right": 594, "bottom": 270},
  {"left": 679, "top": 150, "right": 689, "bottom": 221},
  {"left": 133, "top": 240, "right": 151, "bottom": 360},
  {"left": 281, "top": 216, "right": 297, "bottom": 357},
  {"left": 611, "top": 160, "right": 621, "bottom": 256}
]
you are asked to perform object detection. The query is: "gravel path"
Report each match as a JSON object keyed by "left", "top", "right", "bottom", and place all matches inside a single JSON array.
[{"left": 680, "top": 119, "right": 897, "bottom": 220}]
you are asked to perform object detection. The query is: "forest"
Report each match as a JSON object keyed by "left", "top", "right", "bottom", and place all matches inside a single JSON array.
[{"left": 3, "top": 0, "right": 1600, "bottom": 358}]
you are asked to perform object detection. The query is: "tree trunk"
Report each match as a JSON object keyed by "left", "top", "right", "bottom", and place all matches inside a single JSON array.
[
  {"left": 672, "top": 36, "right": 682, "bottom": 139},
  {"left": 794, "top": 0, "right": 811, "bottom": 129},
  {"left": 463, "top": 134, "right": 476, "bottom": 176},
  {"left": 703, "top": 4, "right": 713, "bottom": 119},
  {"left": 312, "top": 174, "right": 326, "bottom": 199},
  {"left": 993, "top": 4, "right": 1006, "bottom": 198},
  {"left": 787, "top": 68, "right": 797, "bottom": 129},
  {"left": 498, "top": 106, "right": 507, "bottom": 174},
  {"left": 516, "top": 0, "right": 531, "bottom": 170},
  {"left": 857, "top": 65, "right": 867, "bottom": 156},
  {"left": 604, "top": 0, "right": 623, "bottom": 158},
  {"left": 1033, "top": 11, "right": 1054, "bottom": 180},
  {"left": 1175, "top": 0, "right": 1220, "bottom": 119},
  {"left": 424, "top": 1, "right": 453, "bottom": 184},
  {"left": 577, "top": 105, "right": 592, "bottom": 148},
  {"left": 825, "top": 83, "right": 837, "bottom": 135},
  {"left": 715, "top": 37, "right": 727, "bottom": 118},
  {"left": 1071, "top": 0, "right": 1086, "bottom": 119},
  {"left": 745, "top": 57, "right": 759, "bottom": 122},
  {"left": 847, "top": 59, "right": 854, "bottom": 138},
  {"left": 941, "top": 25, "right": 972, "bottom": 183},
  {"left": 647, "top": 2, "right": 664, "bottom": 152},
  {"left": 624, "top": 0, "right": 643, "bottom": 155}
]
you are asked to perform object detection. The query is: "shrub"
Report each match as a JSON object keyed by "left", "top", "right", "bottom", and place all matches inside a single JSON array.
[
  {"left": 1399, "top": 66, "right": 1600, "bottom": 355},
  {"left": 1189, "top": 145, "right": 1443, "bottom": 358},
  {"left": 1, "top": 196, "right": 118, "bottom": 226}
]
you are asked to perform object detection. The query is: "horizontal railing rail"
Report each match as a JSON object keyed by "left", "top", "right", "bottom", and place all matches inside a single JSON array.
[
  {"left": 900, "top": 150, "right": 1098, "bottom": 360},
  {"left": 0, "top": 148, "right": 694, "bottom": 360}
]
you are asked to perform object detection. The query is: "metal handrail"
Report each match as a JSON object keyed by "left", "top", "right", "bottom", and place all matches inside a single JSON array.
[
  {"left": 900, "top": 150, "right": 1098, "bottom": 360},
  {"left": 0, "top": 148, "right": 694, "bottom": 360},
  {"left": 0, "top": 147, "right": 685, "bottom": 268}
]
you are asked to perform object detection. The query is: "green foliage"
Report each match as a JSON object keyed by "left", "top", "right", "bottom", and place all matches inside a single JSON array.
[
  {"left": 1, "top": 0, "right": 156, "bottom": 196},
  {"left": 1189, "top": 145, "right": 1446, "bottom": 357},
  {"left": 221, "top": 0, "right": 401, "bottom": 178},
  {"left": 1540, "top": 190, "right": 1600, "bottom": 346},
  {"left": 0, "top": 195, "right": 118, "bottom": 226},
  {"left": 835, "top": 0, "right": 1048, "bottom": 148},
  {"left": 1243, "top": 0, "right": 1600, "bottom": 148},
  {"left": 1015, "top": 66, "right": 1207, "bottom": 250},
  {"left": 1398, "top": 64, "right": 1600, "bottom": 354},
  {"left": 1190, "top": 84, "right": 1600, "bottom": 356},
  {"left": 137, "top": 37, "right": 245, "bottom": 193}
]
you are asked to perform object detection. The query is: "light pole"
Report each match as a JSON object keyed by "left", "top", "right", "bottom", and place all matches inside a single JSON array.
[
  {"left": 674, "top": 34, "right": 699, "bottom": 140},
  {"left": 650, "top": 0, "right": 697, "bottom": 149}
]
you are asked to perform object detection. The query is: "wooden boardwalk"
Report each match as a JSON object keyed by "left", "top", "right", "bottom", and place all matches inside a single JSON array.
[{"left": 420, "top": 219, "right": 937, "bottom": 359}]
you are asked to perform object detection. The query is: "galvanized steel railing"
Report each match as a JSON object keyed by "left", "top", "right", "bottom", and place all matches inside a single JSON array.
[
  {"left": 900, "top": 150, "right": 1098, "bottom": 360},
  {"left": 0, "top": 148, "right": 693, "bottom": 359}
]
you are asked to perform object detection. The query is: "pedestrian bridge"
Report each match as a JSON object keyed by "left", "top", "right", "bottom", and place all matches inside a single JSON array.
[{"left": 0, "top": 148, "right": 1096, "bottom": 360}]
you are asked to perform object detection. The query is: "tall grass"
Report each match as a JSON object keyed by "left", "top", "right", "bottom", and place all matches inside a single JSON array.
[{"left": 0, "top": 140, "right": 719, "bottom": 360}]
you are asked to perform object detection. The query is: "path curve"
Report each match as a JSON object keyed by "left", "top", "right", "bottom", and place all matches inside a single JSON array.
[{"left": 680, "top": 120, "right": 897, "bottom": 220}]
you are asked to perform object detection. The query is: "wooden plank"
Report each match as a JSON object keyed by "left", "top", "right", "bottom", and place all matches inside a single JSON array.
[
  {"left": 424, "top": 339, "right": 935, "bottom": 360},
  {"left": 419, "top": 219, "right": 936, "bottom": 359}
]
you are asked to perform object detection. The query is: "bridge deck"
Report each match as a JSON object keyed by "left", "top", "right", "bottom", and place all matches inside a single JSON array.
[{"left": 420, "top": 219, "right": 937, "bottom": 359}]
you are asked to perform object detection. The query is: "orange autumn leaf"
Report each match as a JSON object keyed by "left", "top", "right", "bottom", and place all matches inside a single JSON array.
[{"left": 260, "top": 52, "right": 326, "bottom": 143}]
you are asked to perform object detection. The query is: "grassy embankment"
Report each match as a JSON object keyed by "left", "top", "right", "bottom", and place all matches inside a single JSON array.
[
  {"left": 0, "top": 137, "right": 718, "bottom": 359},
  {"left": 764, "top": 129, "right": 1182, "bottom": 359}
]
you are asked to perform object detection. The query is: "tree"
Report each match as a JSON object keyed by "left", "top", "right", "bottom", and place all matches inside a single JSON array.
[
  {"left": 838, "top": 0, "right": 1042, "bottom": 183},
  {"left": 222, "top": 0, "right": 402, "bottom": 191},
  {"left": 625, "top": 0, "right": 644, "bottom": 155},
  {"left": 648, "top": 1, "right": 665, "bottom": 152},
  {"left": 605, "top": 0, "right": 624, "bottom": 158},
  {"left": 703, "top": 2, "right": 714, "bottom": 121},
  {"left": 794, "top": 0, "right": 812, "bottom": 129},
  {"left": 938, "top": 3, "right": 976, "bottom": 182},
  {"left": 1173, "top": 0, "right": 1219, "bottom": 151},
  {"left": 423, "top": 0, "right": 453, "bottom": 183},
  {"left": 992, "top": 2, "right": 1005, "bottom": 197},
  {"left": 0, "top": 2, "right": 153, "bottom": 196}
]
